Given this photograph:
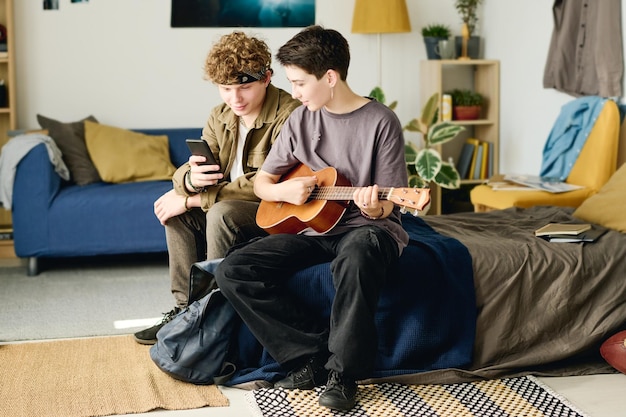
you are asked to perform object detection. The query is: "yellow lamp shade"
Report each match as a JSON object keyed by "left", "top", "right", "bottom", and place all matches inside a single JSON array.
[{"left": 352, "top": 0, "right": 412, "bottom": 33}]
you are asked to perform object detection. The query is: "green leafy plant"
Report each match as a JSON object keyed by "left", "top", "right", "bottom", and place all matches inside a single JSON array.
[
  {"left": 421, "top": 24, "right": 452, "bottom": 38},
  {"left": 447, "top": 88, "right": 484, "bottom": 106},
  {"left": 404, "top": 93, "right": 465, "bottom": 189},
  {"left": 369, "top": 86, "right": 397, "bottom": 111},
  {"left": 370, "top": 88, "right": 465, "bottom": 189},
  {"left": 454, "top": 0, "right": 484, "bottom": 36}
]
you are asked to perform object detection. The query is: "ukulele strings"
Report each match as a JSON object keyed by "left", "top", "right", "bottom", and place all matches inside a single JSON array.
[{"left": 310, "top": 186, "right": 393, "bottom": 201}]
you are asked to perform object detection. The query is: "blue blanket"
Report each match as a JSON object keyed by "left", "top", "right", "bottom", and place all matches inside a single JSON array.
[{"left": 227, "top": 214, "right": 476, "bottom": 385}]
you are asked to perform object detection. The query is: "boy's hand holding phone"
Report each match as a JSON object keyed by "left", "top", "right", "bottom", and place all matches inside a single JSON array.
[{"left": 185, "top": 139, "right": 223, "bottom": 191}]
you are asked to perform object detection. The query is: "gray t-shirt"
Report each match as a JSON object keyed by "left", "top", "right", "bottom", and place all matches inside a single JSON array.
[{"left": 262, "top": 99, "right": 409, "bottom": 253}]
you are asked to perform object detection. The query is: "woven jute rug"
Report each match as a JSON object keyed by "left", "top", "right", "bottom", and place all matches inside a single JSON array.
[
  {"left": 0, "top": 335, "right": 228, "bottom": 417},
  {"left": 247, "top": 376, "right": 590, "bottom": 417}
]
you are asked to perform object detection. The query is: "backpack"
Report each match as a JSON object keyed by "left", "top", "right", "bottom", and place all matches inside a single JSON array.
[{"left": 149, "top": 287, "right": 240, "bottom": 385}]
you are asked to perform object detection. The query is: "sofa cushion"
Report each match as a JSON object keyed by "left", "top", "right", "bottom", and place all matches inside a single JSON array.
[
  {"left": 573, "top": 163, "right": 626, "bottom": 233},
  {"left": 37, "top": 114, "right": 101, "bottom": 185},
  {"left": 84, "top": 121, "right": 176, "bottom": 183}
]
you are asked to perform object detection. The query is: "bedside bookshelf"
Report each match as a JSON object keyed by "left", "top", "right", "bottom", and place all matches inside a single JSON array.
[
  {"left": 0, "top": 0, "right": 16, "bottom": 228},
  {"left": 419, "top": 59, "right": 500, "bottom": 215}
]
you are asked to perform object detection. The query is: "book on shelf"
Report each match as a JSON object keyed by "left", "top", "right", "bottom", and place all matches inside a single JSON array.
[
  {"left": 486, "top": 141, "right": 494, "bottom": 178},
  {"left": 472, "top": 143, "right": 483, "bottom": 180},
  {"left": 480, "top": 141, "right": 489, "bottom": 179},
  {"left": 503, "top": 174, "right": 585, "bottom": 193},
  {"left": 466, "top": 139, "right": 480, "bottom": 180},
  {"left": 0, "top": 226, "right": 13, "bottom": 241},
  {"left": 534, "top": 223, "right": 591, "bottom": 237},
  {"left": 456, "top": 142, "right": 474, "bottom": 180},
  {"left": 458, "top": 138, "right": 492, "bottom": 180}
]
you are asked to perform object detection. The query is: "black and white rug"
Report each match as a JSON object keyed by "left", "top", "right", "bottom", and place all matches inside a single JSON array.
[{"left": 247, "top": 376, "right": 589, "bottom": 417}]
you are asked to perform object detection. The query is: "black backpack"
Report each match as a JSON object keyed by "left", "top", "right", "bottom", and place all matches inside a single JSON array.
[{"left": 149, "top": 286, "right": 240, "bottom": 385}]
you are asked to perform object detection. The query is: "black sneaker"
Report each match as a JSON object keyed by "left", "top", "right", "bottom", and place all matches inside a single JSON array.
[
  {"left": 274, "top": 356, "right": 329, "bottom": 390},
  {"left": 318, "top": 370, "right": 357, "bottom": 411},
  {"left": 133, "top": 307, "right": 181, "bottom": 345}
]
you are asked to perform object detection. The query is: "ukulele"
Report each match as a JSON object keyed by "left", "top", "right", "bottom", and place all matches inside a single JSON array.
[{"left": 256, "top": 164, "right": 431, "bottom": 235}]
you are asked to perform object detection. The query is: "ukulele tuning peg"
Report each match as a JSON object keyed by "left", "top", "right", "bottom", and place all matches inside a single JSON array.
[
  {"left": 412, "top": 209, "right": 420, "bottom": 217},
  {"left": 400, "top": 206, "right": 407, "bottom": 214}
]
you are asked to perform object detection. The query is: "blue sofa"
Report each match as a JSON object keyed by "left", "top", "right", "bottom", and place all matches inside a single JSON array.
[{"left": 12, "top": 127, "right": 201, "bottom": 275}]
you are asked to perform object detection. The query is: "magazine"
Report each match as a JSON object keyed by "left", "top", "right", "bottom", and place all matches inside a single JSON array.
[{"left": 503, "top": 174, "right": 584, "bottom": 193}]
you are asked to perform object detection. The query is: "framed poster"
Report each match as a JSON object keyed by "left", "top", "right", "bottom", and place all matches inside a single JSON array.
[{"left": 171, "top": 0, "right": 315, "bottom": 28}]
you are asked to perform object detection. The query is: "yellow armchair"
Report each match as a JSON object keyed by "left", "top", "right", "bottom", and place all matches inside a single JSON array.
[{"left": 471, "top": 99, "right": 621, "bottom": 212}]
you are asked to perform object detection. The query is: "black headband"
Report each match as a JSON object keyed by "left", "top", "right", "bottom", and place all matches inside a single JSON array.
[{"left": 235, "top": 68, "right": 268, "bottom": 84}]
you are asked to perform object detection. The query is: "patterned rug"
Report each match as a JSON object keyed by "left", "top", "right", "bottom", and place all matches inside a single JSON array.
[{"left": 247, "top": 376, "right": 589, "bottom": 417}]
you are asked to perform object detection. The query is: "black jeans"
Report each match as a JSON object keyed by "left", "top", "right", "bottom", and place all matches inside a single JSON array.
[{"left": 215, "top": 225, "right": 399, "bottom": 380}]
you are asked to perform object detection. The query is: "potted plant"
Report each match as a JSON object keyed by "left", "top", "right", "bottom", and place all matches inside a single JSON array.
[
  {"left": 448, "top": 88, "right": 484, "bottom": 120},
  {"left": 454, "top": 0, "right": 483, "bottom": 59},
  {"left": 369, "top": 86, "right": 397, "bottom": 111},
  {"left": 370, "top": 88, "right": 465, "bottom": 189},
  {"left": 421, "top": 23, "right": 451, "bottom": 60},
  {"left": 403, "top": 93, "right": 465, "bottom": 189}
]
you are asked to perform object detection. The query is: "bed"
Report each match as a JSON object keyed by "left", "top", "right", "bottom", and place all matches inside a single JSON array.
[{"left": 219, "top": 164, "right": 626, "bottom": 388}]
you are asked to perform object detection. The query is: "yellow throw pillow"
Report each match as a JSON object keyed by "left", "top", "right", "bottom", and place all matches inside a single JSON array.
[
  {"left": 573, "top": 163, "right": 626, "bottom": 233},
  {"left": 84, "top": 121, "right": 176, "bottom": 183}
]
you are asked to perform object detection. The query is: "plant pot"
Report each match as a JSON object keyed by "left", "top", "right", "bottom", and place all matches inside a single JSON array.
[
  {"left": 454, "top": 36, "right": 480, "bottom": 59},
  {"left": 453, "top": 105, "right": 481, "bottom": 120},
  {"left": 423, "top": 36, "right": 447, "bottom": 60}
]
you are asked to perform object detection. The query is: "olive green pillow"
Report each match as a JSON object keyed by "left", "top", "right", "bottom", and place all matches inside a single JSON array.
[
  {"left": 573, "top": 163, "right": 626, "bottom": 233},
  {"left": 84, "top": 121, "right": 176, "bottom": 184},
  {"left": 37, "top": 114, "right": 101, "bottom": 185}
]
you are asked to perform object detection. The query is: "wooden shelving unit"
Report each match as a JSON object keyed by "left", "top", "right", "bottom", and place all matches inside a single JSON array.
[
  {"left": 0, "top": 0, "right": 16, "bottom": 257},
  {"left": 419, "top": 59, "right": 500, "bottom": 215}
]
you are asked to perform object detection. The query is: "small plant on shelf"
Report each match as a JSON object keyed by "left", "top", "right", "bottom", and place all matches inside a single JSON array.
[
  {"left": 421, "top": 24, "right": 452, "bottom": 60},
  {"left": 448, "top": 88, "right": 483, "bottom": 106},
  {"left": 447, "top": 88, "right": 484, "bottom": 120},
  {"left": 421, "top": 23, "right": 452, "bottom": 39},
  {"left": 454, "top": 0, "right": 484, "bottom": 36}
]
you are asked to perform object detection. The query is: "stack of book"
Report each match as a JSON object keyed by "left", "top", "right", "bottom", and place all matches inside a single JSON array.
[
  {"left": 534, "top": 223, "right": 607, "bottom": 243},
  {"left": 456, "top": 138, "right": 493, "bottom": 180}
]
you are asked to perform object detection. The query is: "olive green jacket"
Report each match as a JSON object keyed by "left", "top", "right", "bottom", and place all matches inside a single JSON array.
[{"left": 172, "top": 84, "right": 300, "bottom": 211}]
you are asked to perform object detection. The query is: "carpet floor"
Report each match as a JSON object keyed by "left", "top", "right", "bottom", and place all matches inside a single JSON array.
[
  {"left": 0, "top": 254, "right": 173, "bottom": 341},
  {"left": 0, "top": 334, "right": 228, "bottom": 417},
  {"left": 247, "top": 376, "right": 590, "bottom": 417}
]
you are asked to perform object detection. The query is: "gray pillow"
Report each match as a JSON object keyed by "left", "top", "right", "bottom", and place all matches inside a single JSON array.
[{"left": 37, "top": 114, "right": 101, "bottom": 185}]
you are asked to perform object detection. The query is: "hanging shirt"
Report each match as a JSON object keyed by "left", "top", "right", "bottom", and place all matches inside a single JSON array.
[{"left": 543, "top": 0, "right": 623, "bottom": 97}]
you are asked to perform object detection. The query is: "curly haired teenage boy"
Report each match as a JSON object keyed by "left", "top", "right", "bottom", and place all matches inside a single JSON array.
[{"left": 134, "top": 31, "right": 300, "bottom": 345}]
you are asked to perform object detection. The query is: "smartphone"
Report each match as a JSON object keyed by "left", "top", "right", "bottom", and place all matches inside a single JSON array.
[{"left": 186, "top": 139, "right": 220, "bottom": 173}]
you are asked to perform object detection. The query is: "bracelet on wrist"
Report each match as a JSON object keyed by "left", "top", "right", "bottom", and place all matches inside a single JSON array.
[
  {"left": 186, "top": 169, "right": 205, "bottom": 193},
  {"left": 360, "top": 206, "right": 385, "bottom": 220},
  {"left": 184, "top": 195, "right": 192, "bottom": 212}
]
